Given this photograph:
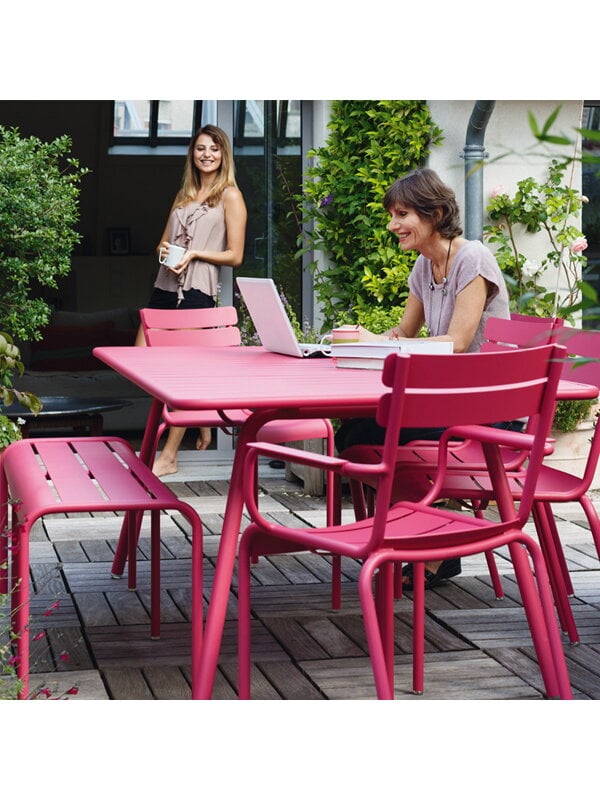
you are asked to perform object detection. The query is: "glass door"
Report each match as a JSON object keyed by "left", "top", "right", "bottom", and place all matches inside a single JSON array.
[
  {"left": 229, "top": 100, "right": 304, "bottom": 322},
  {"left": 213, "top": 100, "right": 305, "bottom": 454}
]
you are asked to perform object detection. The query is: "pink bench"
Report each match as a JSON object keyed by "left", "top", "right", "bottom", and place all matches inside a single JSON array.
[{"left": 0, "top": 436, "right": 203, "bottom": 699}]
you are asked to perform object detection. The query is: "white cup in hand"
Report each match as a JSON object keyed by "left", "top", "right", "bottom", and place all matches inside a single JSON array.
[{"left": 159, "top": 244, "right": 186, "bottom": 268}]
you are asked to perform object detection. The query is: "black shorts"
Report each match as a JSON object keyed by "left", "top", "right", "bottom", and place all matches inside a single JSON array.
[{"left": 147, "top": 287, "right": 216, "bottom": 310}]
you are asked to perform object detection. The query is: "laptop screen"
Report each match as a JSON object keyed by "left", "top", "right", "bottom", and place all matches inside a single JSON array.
[{"left": 236, "top": 277, "right": 305, "bottom": 357}]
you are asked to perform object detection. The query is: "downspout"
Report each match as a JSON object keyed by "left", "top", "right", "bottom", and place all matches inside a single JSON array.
[{"left": 462, "top": 101, "right": 496, "bottom": 241}]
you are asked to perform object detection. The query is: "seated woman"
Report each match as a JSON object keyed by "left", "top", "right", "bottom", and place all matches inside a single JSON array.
[{"left": 335, "top": 167, "right": 512, "bottom": 589}]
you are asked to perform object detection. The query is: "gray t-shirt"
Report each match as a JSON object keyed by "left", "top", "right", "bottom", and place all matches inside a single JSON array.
[{"left": 408, "top": 239, "right": 510, "bottom": 352}]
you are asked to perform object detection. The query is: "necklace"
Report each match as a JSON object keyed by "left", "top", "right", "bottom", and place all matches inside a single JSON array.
[{"left": 427, "top": 238, "right": 454, "bottom": 336}]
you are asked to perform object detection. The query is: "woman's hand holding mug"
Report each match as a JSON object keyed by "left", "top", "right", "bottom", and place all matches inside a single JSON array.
[{"left": 159, "top": 242, "right": 187, "bottom": 271}]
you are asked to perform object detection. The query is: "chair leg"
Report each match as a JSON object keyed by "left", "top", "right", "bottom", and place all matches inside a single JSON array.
[
  {"left": 349, "top": 479, "right": 368, "bottom": 520},
  {"left": 538, "top": 501, "right": 574, "bottom": 595},
  {"left": 111, "top": 417, "right": 166, "bottom": 580},
  {"left": 150, "top": 510, "right": 161, "bottom": 640},
  {"left": 411, "top": 561, "right": 426, "bottom": 695},
  {"left": 532, "top": 502, "right": 579, "bottom": 644},
  {"left": 484, "top": 550, "right": 505, "bottom": 599},
  {"left": 471, "top": 503, "right": 504, "bottom": 599},
  {"left": 509, "top": 540, "right": 572, "bottom": 699},
  {"left": 375, "top": 562, "right": 395, "bottom": 690},
  {"left": 579, "top": 494, "right": 600, "bottom": 564},
  {"left": 331, "top": 555, "right": 342, "bottom": 610},
  {"left": 237, "top": 530, "right": 254, "bottom": 699},
  {"left": 358, "top": 552, "right": 395, "bottom": 700},
  {"left": 12, "top": 521, "right": 31, "bottom": 700}
]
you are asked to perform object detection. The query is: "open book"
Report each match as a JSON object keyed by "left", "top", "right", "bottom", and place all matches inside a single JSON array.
[{"left": 332, "top": 339, "right": 454, "bottom": 369}]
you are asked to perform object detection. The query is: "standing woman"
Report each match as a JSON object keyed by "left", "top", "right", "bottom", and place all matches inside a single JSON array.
[{"left": 137, "top": 124, "right": 247, "bottom": 477}]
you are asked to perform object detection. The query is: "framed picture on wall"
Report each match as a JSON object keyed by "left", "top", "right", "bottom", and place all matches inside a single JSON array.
[{"left": 108, "top": 228, "right": 131, "bottom": 255}]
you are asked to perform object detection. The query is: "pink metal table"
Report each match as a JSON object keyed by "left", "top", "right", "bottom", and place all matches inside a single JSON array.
[{"left": 93, "top": 344, "right": 598, "bottom": 699}]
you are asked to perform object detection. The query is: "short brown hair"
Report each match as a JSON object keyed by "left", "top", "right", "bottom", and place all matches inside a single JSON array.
[{"left": 383, "top": 167, "right": 463, "bottom": 238}]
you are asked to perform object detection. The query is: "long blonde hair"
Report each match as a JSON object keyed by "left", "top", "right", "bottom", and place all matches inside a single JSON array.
[{"left": 174, "top": 125, "right": 238, "bottom": 208}]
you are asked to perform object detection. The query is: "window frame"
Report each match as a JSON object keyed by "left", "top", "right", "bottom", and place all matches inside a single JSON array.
[{"left": 110, "top": 100, "right": 204, "bottom": 148}]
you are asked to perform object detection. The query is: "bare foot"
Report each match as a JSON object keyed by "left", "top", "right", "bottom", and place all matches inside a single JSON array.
[
  {"left": 196, "top": 427, "right": 211, "bottom": 450},
  {"left": 152, "top": 455, "right": 178, "bottom": 477}
]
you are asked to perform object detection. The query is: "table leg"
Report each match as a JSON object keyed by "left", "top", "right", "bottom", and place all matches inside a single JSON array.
[{"left": 193, "top": 408, "right": 279, "bottom": 700}]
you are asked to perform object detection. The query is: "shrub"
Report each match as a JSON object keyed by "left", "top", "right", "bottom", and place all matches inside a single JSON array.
[{"left": 0, "top": 126, "right": 89, "bottom": 343}]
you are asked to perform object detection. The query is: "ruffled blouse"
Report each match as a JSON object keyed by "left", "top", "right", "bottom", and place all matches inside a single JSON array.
[{"left": 153, "top": 199, "right": 227, "bottom": 299}]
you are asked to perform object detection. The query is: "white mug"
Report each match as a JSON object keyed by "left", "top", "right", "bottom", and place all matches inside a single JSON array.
[{"left": 159, "top": 243, "right": 186, "bottom": 268}]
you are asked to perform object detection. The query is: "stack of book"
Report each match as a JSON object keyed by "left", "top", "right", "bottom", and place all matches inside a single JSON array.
[{"left": 331, "top": 340, "right": 454, "bottom": 369}]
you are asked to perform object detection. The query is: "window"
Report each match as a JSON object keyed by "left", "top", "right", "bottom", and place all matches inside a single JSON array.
[
  {"left": 233, "top": 100, "right": 301, "bottom": 150},
  {"left": 582, "top": 101, "right": 600, "bottom": 323},
  {"left": 110, "top": 100, "right": 217, "bottom": 151}
]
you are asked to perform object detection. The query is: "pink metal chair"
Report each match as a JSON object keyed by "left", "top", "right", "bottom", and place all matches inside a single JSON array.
[
  {"left": 237, "top": 344, "right": 572, "bottom": 699},
  {"left": 0, "top": 436, "right": 204, "bottom": 699},
  {"left": 140, "top": 306, "right": 335, "bottom": 466},
  {"left": 335, "top": 314, "right": 565, "bottom": 601},
  {"left": 111, "top": 307, "right": 337, "bottom": 597}
]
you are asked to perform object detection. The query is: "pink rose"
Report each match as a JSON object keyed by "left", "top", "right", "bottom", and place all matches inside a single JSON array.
[
  {"left": 490, "top": 185, "right": 507, "bottom": 198},
  {"left": 570, "top": 237, "right": 588, "bottom": 253}
]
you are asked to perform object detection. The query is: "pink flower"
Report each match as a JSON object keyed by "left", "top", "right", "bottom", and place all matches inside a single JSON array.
[
  {"left": 43, "top": 600, "right": 60, "bottom": 617},
  {"left": 35, "top": 687, "right": 52, "bottom": 699},
  {"left": 66, "top": 686, "right": 79, "bottom": 696},
  {"left": 33, "top": 631, "right": 46, "bottom": 641},
  {"left": 491, "top": 185, "right": 508, "bottom": 198},
  {"left": 570, "top": 236, "right": 588, "bottom": 253},
  {"left": 59, "top": 651, "right": 69, "bottom": 662}
]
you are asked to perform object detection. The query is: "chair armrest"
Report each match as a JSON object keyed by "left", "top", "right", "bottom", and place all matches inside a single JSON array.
[
  {"left": 441, "top": 425, "right": 536, "bottom": 451},
  {"left": 246, "top": 441, "right": 385, "bottom": 481},
  {"left": 415, "top": 424, "right": 538, "bottom": 507},
  {"left": 243, "top": 442, "right": 385, "bottom": 529},
  {"left": 246, "top": 441, "right": 347, "bottom": 471}
]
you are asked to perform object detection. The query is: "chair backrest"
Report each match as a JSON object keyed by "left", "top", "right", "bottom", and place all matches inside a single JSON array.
[
  {"left": 140, "top": 306, "right": 242, "bottom": 347},
  {"left": 482, "top": 314, "right": 564, "bottom": 352},
  {"left": 555, "top": 325, "right": 600, "bottom": 391},
  {"left": 364, "top": 344, "right": 565, "bottom": 547}
]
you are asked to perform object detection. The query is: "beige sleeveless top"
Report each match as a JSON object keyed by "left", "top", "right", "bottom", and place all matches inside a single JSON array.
[{"left": 153, "top": 198, "right": 227, "bottom": 299}]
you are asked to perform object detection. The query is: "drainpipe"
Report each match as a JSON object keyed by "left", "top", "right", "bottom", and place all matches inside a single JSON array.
[{"left": 462, "top": 101, "right": 496, "bottom": 241}]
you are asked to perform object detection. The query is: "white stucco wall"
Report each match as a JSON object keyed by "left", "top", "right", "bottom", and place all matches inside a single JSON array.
[
  {"left": 428, "top": 99, "right": 582, "bottom": 228},
  {"left": 430, "top": 101, "right": 584, "bottom": 297}
]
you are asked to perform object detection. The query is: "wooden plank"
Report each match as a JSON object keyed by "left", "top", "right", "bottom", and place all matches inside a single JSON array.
[
  {"left": 143, "top": 666, "right": 191, "bottom": 700},
  {"left": 87, "top": 623, "right": 192, "bottom": 667},
  {"left": 300, "top": 616, "right": 365, "bottom": 658},
  {"left": 257, "top": 660, "right": 324, "bottom": 700},
  {"left": 219, "top": 662, "right": 283, "bottom": 700},
  {"left": 262, "top": 617, "right": 330, "bottom": 661},
  {"left": 102, "top": 667, "right": 154, "bottom": 699},
  {"left": 54, "top": 540, "right": 89, "bottom": 564},
  {"left": 47, "top": 626, "right": 95, "bottom": 671},
  {"left": 73, "top": 591, "right": 118, "bottom": 627}
]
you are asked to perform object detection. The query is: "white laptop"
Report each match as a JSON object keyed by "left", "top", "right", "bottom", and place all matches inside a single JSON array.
[{"left": 236, "top": 277, "right": 332, "bottom": 358}]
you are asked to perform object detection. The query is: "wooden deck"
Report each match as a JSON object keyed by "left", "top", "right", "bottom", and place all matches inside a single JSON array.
[{"left": 6, "top": 446, "right": 600, "bottom": 702}]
